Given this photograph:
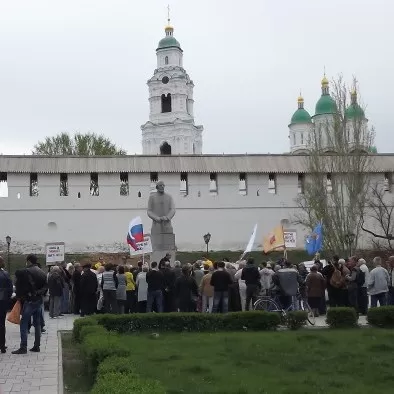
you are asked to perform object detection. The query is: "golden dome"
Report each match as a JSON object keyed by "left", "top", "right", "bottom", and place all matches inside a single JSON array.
[
  {"left": 297, "top": 95, "right": 304, "bottom": 103},
  {"left": 321, "top": 76, "right": 329, "bottom": 86},
  {"left": 350, "top": 89, "right": 357, "bottom": 96},
  {"left": 165, "top": 24, "right": 174, "bottom": 32}
]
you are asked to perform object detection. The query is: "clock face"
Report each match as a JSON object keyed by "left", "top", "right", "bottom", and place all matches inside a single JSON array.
[{"left": 162, "top": 76, "right": 169, "bottom": 84}]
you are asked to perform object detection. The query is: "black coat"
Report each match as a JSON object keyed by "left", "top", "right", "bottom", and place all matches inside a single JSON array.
[
  {"left": 163, "top": 268, "right": 176, "bottom": 292},
  {"left": 72, "top": 271, "right": 82, "bottom": 295},
  {"left": 80, "top": 270, "right": 98, "bottom": 296},
  {"left": 175, "top": 275, "right": 198, "bottom": 312}
]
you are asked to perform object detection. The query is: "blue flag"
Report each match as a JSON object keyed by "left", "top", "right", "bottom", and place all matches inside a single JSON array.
[{"left": 305, "top": 223, "right": 323, "bottom": 255}]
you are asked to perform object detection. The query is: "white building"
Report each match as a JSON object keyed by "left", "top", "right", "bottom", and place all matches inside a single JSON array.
[
  {"left": 289, "top": 77, "right": 370, "bottom": 154},
  {"left": 141, "top": 21, "right": 203, "bottom": 155},
  {"left": 0, "top": 20, "right": 387, "bottom": 255}
]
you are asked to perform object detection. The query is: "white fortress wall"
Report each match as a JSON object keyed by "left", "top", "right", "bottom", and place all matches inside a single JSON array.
[{"left": 0, "top": 170, "right": 389, "bottom": 254}]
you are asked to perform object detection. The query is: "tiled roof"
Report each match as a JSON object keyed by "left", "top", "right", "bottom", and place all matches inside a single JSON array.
[{"left": 0, "top": 154, "right": 390, "bottom": 174}]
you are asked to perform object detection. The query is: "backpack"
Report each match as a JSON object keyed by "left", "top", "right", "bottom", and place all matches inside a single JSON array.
[{"left": 330, "top": 268, "right": 345, "bottom": 288}]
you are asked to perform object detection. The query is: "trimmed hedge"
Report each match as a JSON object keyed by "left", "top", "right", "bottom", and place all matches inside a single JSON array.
[
  {"left": 81, "top": 333, "right": 130, "bottom": 372},
  {"left": 367, "top": 306, "right": 394, "bottom": 328},
  {"left": 73, "top": 316, "right": 98, "bottom": 341},
  {"left": 93, "top": 311, "right": 280, "bottom": 333},
  {"left": 286, "top": 311, "right": 308, "bottom": 330},
  {"left": 97, "top": 356, "right": 135, "bottom": 375},
  {"left": 326, "top": 307, "right": 358, "bottom": 328},
  {"left": 78, "top": 324, "right": 108, "bottom": 343},
  {"left": 91, "top": 372, "right": 166, "bottom": 394}
]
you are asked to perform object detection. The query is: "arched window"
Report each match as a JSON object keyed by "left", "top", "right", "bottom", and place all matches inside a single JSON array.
[
  {"left": 161, "top": 93, "right": 172, "bottom": 113},
  {"left": 160, "top": 142, "right": 172, "bottom": 155},
  {"left": 165, "top": 56, "right": 169, "bottom": 65}
]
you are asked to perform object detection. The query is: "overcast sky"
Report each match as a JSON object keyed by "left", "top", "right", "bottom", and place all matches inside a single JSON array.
[{"left": 0, "top": 0, "right": 391, "bottom": 155}]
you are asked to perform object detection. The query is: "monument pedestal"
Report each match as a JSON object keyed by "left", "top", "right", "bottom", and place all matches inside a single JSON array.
[{"left": 150, "top": 233, "right": 176, "bottom": 266}]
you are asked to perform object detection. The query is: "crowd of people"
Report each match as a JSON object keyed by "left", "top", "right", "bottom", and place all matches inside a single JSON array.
[{"left": 0, "top": 252, "right": 394, "bottom": 355}]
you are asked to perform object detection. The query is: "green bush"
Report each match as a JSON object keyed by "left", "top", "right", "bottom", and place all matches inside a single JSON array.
[
  {"left": 91, "top": 372, "right": 166, "bottom": 394},
  {"left": 81, "top": 333, "right": 130, "bottom": 373},
  {"left": 97, "top": 356, "right": 135, "bottom": 375},
  {"left": 286, "top": 311, "right": 308, "bottom": 330},
  {"left": 367, "top": 306, "right": 394, "bottom": 328},
  {"left": 326, "top": 307, "right": 358, "bottom": 328},
  {"left": 94, "top": 311, "right": 280, "bottom": 333},
  {"left": 78, "top": 324, "right": 108, "bottom": 343},
  {"left": 73, "top": 316, "right": 98, "bottom": 341}
]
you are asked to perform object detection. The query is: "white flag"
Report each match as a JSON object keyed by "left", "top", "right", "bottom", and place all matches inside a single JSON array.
[{"left": 242, "top": 224, "right": 258, "bottom": 256}]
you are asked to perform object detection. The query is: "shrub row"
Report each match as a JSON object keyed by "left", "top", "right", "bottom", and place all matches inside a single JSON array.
[
  {"left": 89, "top": 311, "right": 281, "bottom": 333},
  {"left": 326, "top": 307, "right": 359, "bottom": 328},
  {"left": 78, "top": 332, "right": 166, "bottom": 394},
  {"left": 286, "top": 311, "right": 308, "bottom": 330},
  {"left": 367, "top": 306, "right": 394, "bottom": 328}
]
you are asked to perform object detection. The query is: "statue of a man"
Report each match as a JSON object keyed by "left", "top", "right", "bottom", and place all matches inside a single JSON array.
[{"left": 147, "top": 180, "right": 176, "bottom": 235}]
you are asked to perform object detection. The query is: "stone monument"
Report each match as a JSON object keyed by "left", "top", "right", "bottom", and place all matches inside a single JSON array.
[{"left": 147, "top": 180, "right": 176, "bottom": 265}]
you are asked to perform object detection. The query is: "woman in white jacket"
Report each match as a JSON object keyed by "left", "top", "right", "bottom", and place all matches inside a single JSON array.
[{"left": 136, "top": 265, "right": 149, "bottom": 313}]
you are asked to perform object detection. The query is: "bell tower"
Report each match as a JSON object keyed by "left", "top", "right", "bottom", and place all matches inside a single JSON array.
[{"left": 141, "top": 10, "right": 203, "bottom": 155}]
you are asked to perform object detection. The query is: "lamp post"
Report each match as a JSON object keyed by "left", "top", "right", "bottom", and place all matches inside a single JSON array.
[
  {"left": 345, "top": 232, "right": 355, "bottom": 257},
  {"left": 203, "top": 233, "right": 211, "bottom": 257},
  {"left": 5, "top": 235, "right": 11, "bottom": 273}
]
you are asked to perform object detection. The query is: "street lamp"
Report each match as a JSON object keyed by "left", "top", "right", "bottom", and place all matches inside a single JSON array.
[
  {"left": 345, "top": 232, "right": 355, "bottom": 256},
  {"left": 203, "top": 233, "right": 211, "bottom": 256},
  {"left": 5, "top": 235, "right": 11, "bottom": 273}
]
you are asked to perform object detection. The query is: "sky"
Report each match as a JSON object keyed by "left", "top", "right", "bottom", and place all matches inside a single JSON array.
[{"left": 0, "top": 0, "right": 392, "bottom": 155}]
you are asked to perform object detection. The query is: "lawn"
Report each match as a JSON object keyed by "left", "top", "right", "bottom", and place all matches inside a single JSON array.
[{"left": 64, "top": 328, "right": 394, "bottom": 394}]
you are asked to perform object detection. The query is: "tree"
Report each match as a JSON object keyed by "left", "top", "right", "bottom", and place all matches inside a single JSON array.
[
  {"left": 361, "top": 182, "right": 394, "bottom": 251},
  {"left": 32, "top": 132, "right": 127, "bottom": 155},
  {"left": 294, "top": 76, "right": 374, "bottom": 256}
]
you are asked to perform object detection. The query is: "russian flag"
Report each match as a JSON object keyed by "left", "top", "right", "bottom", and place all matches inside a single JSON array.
[{"left": 127, "top": 216, "right": 144, "bottom": 251}]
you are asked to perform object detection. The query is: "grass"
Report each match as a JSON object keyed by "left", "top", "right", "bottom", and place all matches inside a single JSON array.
[
  {"left": 65, "top": 328, "right": 394, "bottom": 394},
  {"left": 62, "top": 333, "right": 93, "bottom": 393}
]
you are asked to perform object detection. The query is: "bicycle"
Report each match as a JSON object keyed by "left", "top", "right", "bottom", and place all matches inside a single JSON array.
[{"left": 253, "top": 292, "right": 316, "bottom": 326}]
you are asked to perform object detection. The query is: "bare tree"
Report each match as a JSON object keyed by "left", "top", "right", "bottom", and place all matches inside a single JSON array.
[
  {"left": 361, "top": 183, "right": 394, "bottom": 251},
  {"left": 294, "top": 76, "right": 374, "bottom": 255}
]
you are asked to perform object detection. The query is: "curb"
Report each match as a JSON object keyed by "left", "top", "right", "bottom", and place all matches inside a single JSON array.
[{"left": 58, "top": 331, "right": 64, "bottom": 394}]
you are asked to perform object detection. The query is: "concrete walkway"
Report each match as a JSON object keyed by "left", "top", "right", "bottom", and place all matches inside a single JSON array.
[{"left": 0, "top": 312, "right": 76, "bottom": 394}]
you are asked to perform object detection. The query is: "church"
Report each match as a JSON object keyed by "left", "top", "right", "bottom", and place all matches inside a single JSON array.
[{"left": 0, "top": 19, "right": 392, "bottom": 255}]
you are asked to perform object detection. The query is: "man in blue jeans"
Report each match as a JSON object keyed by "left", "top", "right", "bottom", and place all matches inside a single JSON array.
[
  {"left": 12, "top": 254, "right": 48, "bottom": 355},
  {"left": 210, "top": 261, "right": 233, "bottom": 313},
  {"left": 146, "top": 261, "right": 164, "bottom": 312}
]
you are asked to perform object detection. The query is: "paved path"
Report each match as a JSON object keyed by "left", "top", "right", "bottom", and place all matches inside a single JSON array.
[{"left": 0, "top": 312, "right": 76, "bottom": 394}]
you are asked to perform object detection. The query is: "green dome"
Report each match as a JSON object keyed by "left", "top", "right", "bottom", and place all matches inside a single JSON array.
[
  {"left": 315, "top": 94, "right": 337, "bottom": 116},
  {"left": 345, "top": 103, "right": 365, "bottom": 119},
  {"left": 290, "top": 108, "right": 312, "bottom": 124},
  {"left": 157, "top": 36, "right": 181, "bottom": 50}
]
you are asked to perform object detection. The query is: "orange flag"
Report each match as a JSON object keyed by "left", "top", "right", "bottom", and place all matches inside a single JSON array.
[{"left": 263, "top": 225, "right": 285, "bottom": 253}]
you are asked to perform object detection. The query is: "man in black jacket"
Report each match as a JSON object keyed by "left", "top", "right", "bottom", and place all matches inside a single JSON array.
[
  {"left": 146, "top": 261, "right": 164, "bottom": 312},
  {"left": 80, "top": 264, "right": 98, "bottom": 316},
  {"left": 210, "top": 261, "right": 233, "bottom": 313},
  {"left": 0, "top": 257, "right": 13, "bottom": 353},
  {"left": 241, "top": 257, "right": 261, "bottom": 310},
  {"left": 12, "top": 254, "right": 48, "bottom": 354}
]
